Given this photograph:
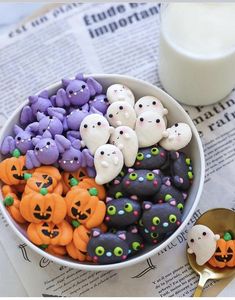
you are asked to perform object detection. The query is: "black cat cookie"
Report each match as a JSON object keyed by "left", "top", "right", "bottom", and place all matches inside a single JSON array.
[
  {"left": 125, "top": 225, "right": 144, "bottom": 256},
  {"left": 137, "top": 219, "right": 166, "bottom": 245}
]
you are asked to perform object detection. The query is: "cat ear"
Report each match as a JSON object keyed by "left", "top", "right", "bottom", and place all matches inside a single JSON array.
[
  {"left": 142, "top": 201, "right": 152, "bottom": 211},
  {"left": 129, "top": 226, "right": 138, "bottom": 234},
  {"left": 152, "top": 169, "right": 160, "bottom": 175},
  {"left": 128, "top": 168, "right": 134, "bottom": 173},
  {"left": 170, "top": 151, "right": 179, "bottom": 160},
  {"left": 13, "top": 124, "right": 23, "bottom": 135},
  {"left": 117, "top": 231, "right": 126, "bottom": 241},
  {"left": 105, "top": 197, "right": 113, "bottom": 203},
  {"left": 91, "top": 228, "right": 101, "bottom": 238},
  {"left": 163, "top": 176, "right": 171, "bottom": 186}
]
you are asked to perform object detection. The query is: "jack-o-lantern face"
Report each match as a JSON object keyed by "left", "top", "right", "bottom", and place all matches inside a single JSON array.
[
  {"left": 65, "top": 187, "right": 106, "bottom": 229},
  {"left": 20, "top": 189, "right": 67, "bottom": 224},
  {"left": 27, "top": 220, "right": 73, "bottom": 246},
  {"left": 0, "top": 156, "right": 30, "bottom": 185},
  {"left": 61, "top": 168, "right": 88, "bottom": 194},
  {"left": 208, "top": 238, "right": 235, "bottom": 268},
  {"left": 24, "top": 166, "right": 63, "bottom": 195}
]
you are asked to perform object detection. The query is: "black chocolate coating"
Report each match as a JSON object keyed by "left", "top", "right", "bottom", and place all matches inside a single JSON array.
[
  {"left": 125, "top": 226, "right": 144, "bottom": 256},
  {"left": 137, "top": 218, "right": 166, "bottom": 245}
]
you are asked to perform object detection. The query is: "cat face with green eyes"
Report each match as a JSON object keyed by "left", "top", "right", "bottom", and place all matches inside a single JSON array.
[
  {"left": 87, "top": 229, "right": 129, "bottom": 264},
  {"left": 125, "top": 226, "right": 144, "bottom": 256},
  {"left": 134, "top": 145, "right": 168, "bottom": 170},
  {"left": 105, "top": 198, "right": 141, "bottom": 228},
  {"left": 122, "top": 169, "right": 162, "bottom": 198},
  {"left": 142, "top": 202, "right": 181, "bottom": 236},
  {"left": 137, "top": 218, "right": 166, "bottom": 245}
]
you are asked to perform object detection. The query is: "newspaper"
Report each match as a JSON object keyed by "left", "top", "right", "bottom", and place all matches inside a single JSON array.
[{"left": 0, "top": 3, "right": 234, "bottom": 297}]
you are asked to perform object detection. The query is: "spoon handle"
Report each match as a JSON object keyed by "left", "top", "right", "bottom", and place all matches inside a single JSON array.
[{"left": 193, "top": 271, "right": 211, "bottom": 297}]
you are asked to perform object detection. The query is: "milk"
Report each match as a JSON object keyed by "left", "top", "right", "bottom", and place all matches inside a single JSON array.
[{"left": 158, "top": 3, "right": 235, "bottom": 106}]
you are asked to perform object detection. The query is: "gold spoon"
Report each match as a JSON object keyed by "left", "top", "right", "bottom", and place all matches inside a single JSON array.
[{"left": 187, "top": 208, "right": 235, "bottom": 297}]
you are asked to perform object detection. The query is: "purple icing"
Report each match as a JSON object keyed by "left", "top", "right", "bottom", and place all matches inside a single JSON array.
[
  {"left": 29, "top": 90, "right": 52, "bottom": 115},
  {"left": 89, "top": 94, "right": 109, "bottom": 114},
  {"left": 63, "top": 107, "right": 89, "bottom": 131}
]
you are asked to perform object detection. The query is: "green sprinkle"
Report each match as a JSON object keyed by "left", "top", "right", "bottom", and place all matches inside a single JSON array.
[
  {"left": 89, "top": 187, "right": 98, "bottom": 196},
  {"left": 165, "top": 194, "right": 172, "bottom": 201},
  {"left": 188, "top": 171, "right": 193, "bottom": 179},
  {"left": 4, "top": 196, "right": 14, "bottom": 207},
  {"left": 224, "top": 232, "right": 233, "bottom": 241},
  {"left": 40, "top": 188, "right": 48, "bottom": 195},
  {"left": 24, "top": 173, "right": 32, "bottom": 180},
  {"left": 72, "top": 220, "right": 80, "bottom": 228},
  {"left": 40, "top": 244, "right": 48, "bottom": 249},
  {"left": 70, "top": 178, "right": 79, "bottom": 187},
  {"left": 186, "top": 158, "right": 191, "bottom": 165},
  {"left": 12, "top": 149, "right": 21, "bottom": 158}
]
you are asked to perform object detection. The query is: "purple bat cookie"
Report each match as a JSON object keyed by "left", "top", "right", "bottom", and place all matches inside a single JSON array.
[
  {"left": 89, "top": 94, "right": 109, "bottom": 114},
  {"left": 1, "top": 124, "right": 34, "bottom": 155},
  {"left": 55, "top": 73, "right": 102, "bottom": 107},
  {"left": 63, "top": 104, "right": 90, "bottom": 131}
]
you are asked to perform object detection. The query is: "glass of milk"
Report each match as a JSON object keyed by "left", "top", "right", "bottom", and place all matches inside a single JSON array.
[{"left": 158, "top": 3, "right": 235, "bottom": 106}]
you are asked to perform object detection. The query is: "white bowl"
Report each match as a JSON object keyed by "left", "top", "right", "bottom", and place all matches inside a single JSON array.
[{"left": 0, "top": 74, "right": 205, "bottom": 271}]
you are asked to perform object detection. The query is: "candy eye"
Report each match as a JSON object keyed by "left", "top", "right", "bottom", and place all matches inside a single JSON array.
[
  {"left": 177, "top": 203, "right": 184, "bottom": 211},
  {"left": 129, "top": 173, "right": 138, "bottom": 181},
  {"left": 124, "top": 203, "right": 133, "bottom": 212},
  {"left": 119, "top": 106, "right": 123, "bottom": 110},
  {"left": 97, "top": 122, "right": 101, "bottom": 126},
  {"left": 156, "top": 119, "right": 160, "bottom": 123},
  {"left": 139, "top": 104, "right": 143, "bottom": 108},
  {"left": 95, "top": 246, "right": 105, "bottom": 256},
  {"left": 109, "top": 114, "right": 113, "bottom": 118},
  {"left": 146, "top": 172, "right": 154, "bottom": 181},
  {"left": 132, "top": 241, "right": 141, "bottom": 251},
  {"left": 82, "top": 85, "right": 86, "bottom": 89},
  {"left": 140, "top": 117, "right": 144, "bottom": 122},
  {"left": 100, "top": 151, "right": 104, "bottom": 155},
  {"left": 150, "top": 232, "right": 158, "bottom": 238},
  {"left": 202, "top": 232, "right": 207, "bottom": 236},
  {"left": 151, "top": 147, "right": 159, "bottom": 155},
  {"left": 114, "top": 247, "right": 123, "bottom": 256},
  {"left": 152, "top": 216, "right": 160, "bottom": 225},
  {"left": 152, "top": 101, "right": 156, "bottom": 105},
  {"left": 136, "top": 152, "right": 144, "bottom": 161},
  {"left": 17, "top": 137, "right": 21, "bottom": 141},
  {"left": 120, "top": 131, "right": 123, "bottom": 135},
  {"left": 190, "top": 239, "right": 194, "bottom": 243},
  {"left": 104, "top": 98, "right": 108, "bottom": 102},
  {"left": 84, "top": 124, "right": 88, "bottom": 128},
  {"left": 107, "top": 205, "right": 116, "bottom": 215},
  {"left": 115, "top": 192, "right": 123, "bottom": 199},
  {"left": 175, "top": 123, "right": 178, "bottom": 127},
  {"left": 169, "top": 214, "right": 177, "bottom": 223}
]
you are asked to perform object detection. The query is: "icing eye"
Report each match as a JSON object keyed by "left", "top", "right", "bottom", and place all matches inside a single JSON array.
[
  {"left": 104, "top": 98, "right": 108, "bottom": 102},
  {"left": 47, "top": 142, "right": 50, "bottom": 146},
  {"left": 49, "top": 116, "right": 53, "bottom": 119},
  {"left": 146, "top": 172, "right": 154, "bottom": 181},
  {"left": 113, "top": 247, "right": 123, "bottom": 256},
  {"left": 35, "top": 147, "right": 40, "bottom": 151},
  {"left": 119, "top": 106, "right": 123, "bottom": 110},
  {"left": 69, "top": 90, "right": 73, "bottom": 95},
  {"left": 17, "top": 137, "right": 21, "bottom": 141},
  {"left": 156, "top": 119, "right": 160, "bottom": 123},
  {"left": 97, "top": 122, "right": 101, "bottom": 126},
  {"left": 129, "top": 173, "right": 138, "bottom": 181},
  {"left": 139, "top": 104, "right": 143, "bottom": 108},
  {"left": 169, "top": 214, "right": 177, "bottom": 223},
  {"left": 132, "top": 241, "right": 141, "bottom": 251},
  {"left": 100, "top": 151, "right": 104, "bottom": 155},
  {"left": 152, "top": 101, "right": 156, "bottom": 105},
  {"left": 120, "top": 131, "right": 123, "bottom": 135},
  {"left": 177, "top": 203, "right": 184, "bottom": 211},
  {"left": 115, "top": 192, "right": 123, "bottom": 199},
  {"left": 74, "top": 157, "right": 78, "bottom": 161},
  {"left": 151, "top": 147, "right": 159, "bottom": 155},
  {"left": 124, "top": 203, "right": 133, "bottom": 212},
  {"left": 139, "top": 219, "right": 144, "bottom": 226},
  {"left": 175, "top": 123, "right": 178, "bottom": 127},
  {"left": 190, "top": 239, "right": 194, "bottom": 243},
  {"left": 109, "top": 114, "right": 113, "bottom": 118},
  {"left": 107, "top": 205, "right": 116, "bottom": 215},
  {"left": 136, "top": 152, "right": 144, "bottom": 161},
  {"left": 95, "top": 246, "right": 105, "bottom": 256},
  {"left": 140, "top": 117, "right": 144, "bottom": 122},
  {"left": 150, "top": 232, "right": 158, "bottom": 238},
  {"left": 82, "top": 85, "right": 86, "bottom": 89},
  {"left": 84, "top": 124, "right": 88, "bottom": 128},
  {"left": 202, "top": 232, "right": 207, "bottom": 236},
  {"left": 152, "top": 216, "right": 160, "bottom": 225},
  {"left": 43, "top": 129, "right": 46, "bottom": 132}
]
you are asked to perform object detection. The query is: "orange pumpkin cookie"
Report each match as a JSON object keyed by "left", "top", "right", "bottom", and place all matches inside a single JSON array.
[
  {"left": 27, "top": 220, "right": 73, "bottom": 246},
  {"left": 77, "top": 178, "right": 106, "bottom": 200},
  {"left": 20, "top": 188, "right": 67, "bottom": 224},
  {"left": 66, "top": 241, "right": 92, "bottom": 262},
  {"left": 45, "top": 245, "right": 67, "bottom": 256},
  {"left": 2, "top": 185, "right": 26, "bottom": 224},
  {"left": 61, "top": 168, "right": 89, "bottom": 194}
]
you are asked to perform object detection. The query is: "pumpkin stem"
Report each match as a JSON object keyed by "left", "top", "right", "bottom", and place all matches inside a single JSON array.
[
  {"left": 4, "top": 196, "right": 14, "bottom": 206},
  {"left": 40, "top": 188, "right": 48, "bottom": 195},
  {"left": 89, "top": 187, "right": 98, "bottom": 196},
  {"left": 24, "top": 173, "right": 32, "bottom": 180},
  {"left": 39, "top": 244, "right": 48, "bottom": 249},
  {"left": 70, "top": 178, "right": 79, "bottom": 187},
  {"left": 71, "top": 220, "right": 80, "bottom": 228},
  {"left": 12, "top": 149, "right": 21, "bottom": 158},
  {"left": 224, "top": 232, "right": 233, "bottom": 241}
]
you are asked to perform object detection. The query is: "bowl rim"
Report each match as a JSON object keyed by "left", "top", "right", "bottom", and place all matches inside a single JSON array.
[{"left": 0, "top": 73, "right": 205, "bottom": 271}]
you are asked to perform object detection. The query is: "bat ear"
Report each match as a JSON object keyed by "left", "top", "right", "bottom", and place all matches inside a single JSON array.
[
  {"left": 48, "top": 107, "right": 66, "bottom": 121},
  {"left": 13, "top": 124, "right": 23, "bottom": 135},
  {"left": 117, "top": 231, "right": 126, "bottom": 241},
  {"left": 42, "top": 130, "right": 52, "bottom": 139},
  {"left": 75, "top": 73, "right": 84, "bottom": 81},
  {"left": 36, "top": 112, "right": 45, "bottom": 121},
  {"left": 86, "top": 77, "right": 103, "bottom": 96},
  {"left": 28, "top": 95, "right": 38, "bottom": 104},
  {"left": 142, "top": 201, "right": 152, "bottom": 211},
  {"left": 54, "top": 135, "right": 71, "bottom": 153},
  {"left": 32, "top": 137, "right": 40, "bottom": 146},
  {"left": 38, "top": 90, "right": 49, "bottom": 98},
  {"left": 71, "top": 139, "right": 81, "bottom": 150},
  {"left": 62, "top": 78, "right": 71, "bottom": 88},
  {"left": 91, "top": 228, "right": 101, "bottom": 238}
]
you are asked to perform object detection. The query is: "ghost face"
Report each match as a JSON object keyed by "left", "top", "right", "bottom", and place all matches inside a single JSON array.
[
  {"left": 65, "top": 80, "right": 90, "bottom": 106},
  {"left": 135, "top": 111, "right": 167, "bottom": 148},
  {"left": 107, "top": 84, "right": 135, "bottom": 107},
  {"left": 135, "top": 96, "right": 168, "bottom": 116},
  {"left": 160, "top": 123, "right": 192, "bottom": 151},
  {"left": 106, "top": 101, "right": 136, "bottom": 128}
]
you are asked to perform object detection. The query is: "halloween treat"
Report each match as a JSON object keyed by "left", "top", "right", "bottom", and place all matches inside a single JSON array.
[
  {"left": 87, "top": 228, "right": 129, "bottom": 264},
  {"left": 46, "top": 245, "right": 67, "bottom": 256},
  {"left": 89, "top": 94, "right": 109, "bottom": 115},
  {"left": 110, "top": 126, "right": 138, "bottom": 167},
  {"left": 137, "top": 218, "right": 166, "bottom": 245},
  {"left": 27, "top": 220, "right": 73, "bottom": 246},
  {"left": 135, "top": 111, "right": 168, "bottom": 147},
  {"left": 187, "top": 225, "right": 220, "bottom": 266},
  {"left": 208, "top": 233, "right": 235, "bottom": 268},
  {"left": 61, "top": 168, "right": 90, "bottom": 194},
  {"left": 66, "top": 241, "right": 91, "bottom": 261},
  {"left": 65, "top": 186, "right": 106, "bottom": 228},
  {"left": 142, "top": 202, "right": 181, "bottom": 235},
  {"left": 80, "top": 114, "right": 113, "bottom": 155},
  {"left": 170, "top": 151, "right": 193, "bottom": 190},
  {"left": 160, "top": 123, "right": 192, "bottom": 151},
  {"left": 106, "top": 168, "right": 128, "bottom": 199},
  {"left": 77, "top": 178, "right": 106, "bottom": 200},
  {"left": 106, "top": 101, "right": 136, "bottom": 128},
  {"left": 134, "top": 145, "right": 168, "bottom": 170},
  {"left": 106, "top": 84, "right": 135, "bottom": 107},
  {"left": 105, "top": 197, "right": 141, "bottom": 228},
  {"left": 72, "top": 225, "right": 91, "bottom": 261},
  {"left": 94, "top": 144, "right": 124, "bottom": 185},
  {"left": 122, "top": 169, "right": 162, "bottom": 198},
  {"left": 63, "top": 105, "right": 89, "bottom": 131},
  {"left": 125, "top": 225, "right": 144, "bottom": 256},
  {"left": 20, "top": 188, "right": 67, "bottom": 224},
  {"left": 134, "top": 96, "right": 168, "bottom": 117}
]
